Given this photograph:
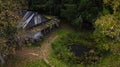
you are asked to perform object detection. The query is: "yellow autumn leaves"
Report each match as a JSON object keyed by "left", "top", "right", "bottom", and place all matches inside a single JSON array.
[
  {"left": 103, "top": 0, "right": 120, "bottom": 13},
  {"left": 103, "top": 0, "right": 110, "bottom": 4},
  {"left": 94, "top": 13, "right": 120, "bottom": 52},
  {"left": 95, "top": 14, "right": 120, "bottom": 38}
]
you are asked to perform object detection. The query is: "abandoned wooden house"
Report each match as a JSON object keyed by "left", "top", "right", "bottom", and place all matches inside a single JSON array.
[{"left": 18, "top": 11, "right": 60, "bottom": 42}]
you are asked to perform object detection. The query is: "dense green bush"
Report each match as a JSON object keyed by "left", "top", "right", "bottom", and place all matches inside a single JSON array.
[
  {"left": 72, "top": 15, "right": 83, "bottom": 29},
  {"left": 52, "top": 34, "right": 74, "bottom": 63},
  {"left": 60, "top": 4, "right": 77, "bottom": 21},
  {"left": 93, "top": 0, "right": 120, "bottom": 54},
  {"left": 92, "top": 0, "right": 120, "bottom": 66},
  {"left": 94, "top": 14, "right": 120, "bottom": 55}
]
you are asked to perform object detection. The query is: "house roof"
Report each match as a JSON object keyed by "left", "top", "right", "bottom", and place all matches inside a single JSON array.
[{"left": 21, "top": 11, "right": 48, "bottom": 28}]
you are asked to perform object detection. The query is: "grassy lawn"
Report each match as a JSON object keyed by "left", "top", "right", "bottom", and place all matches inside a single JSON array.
[{"left": 24, "top": 60, "right": 50, "bottom": 67}]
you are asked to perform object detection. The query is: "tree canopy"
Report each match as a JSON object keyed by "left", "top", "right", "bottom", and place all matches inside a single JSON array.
[{"left": 0, "top": 0, "right": 120, "bottom": 66}]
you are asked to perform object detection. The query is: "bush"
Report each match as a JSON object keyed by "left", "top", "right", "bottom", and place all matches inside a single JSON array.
[
  {"left": 94, "top": 14, "right": 120, "bottom": 53},
  {"left": 52, "top": 34, "right": 74, "bottom": 62},
  {"left": 72, "top": 15, "right": 83, "bottom": 29}
]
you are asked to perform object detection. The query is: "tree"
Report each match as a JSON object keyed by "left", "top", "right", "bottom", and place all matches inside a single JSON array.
[
  {"left": 103, "top": 0, "right": 120, "bottom": 13},
  {"left": 60, "top": 4, "right": 77, "bottom": 21},
  {"left": 94, "top": 14, "right": 120, "bottom": 51},
  {"left": 94, "top": 0, "right": 120, "bottom": 54},
  {"left": 0, "top": 0, "right": 26, "bottom": 64}
]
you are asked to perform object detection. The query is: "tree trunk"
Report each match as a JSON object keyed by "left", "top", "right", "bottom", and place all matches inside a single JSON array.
[{"left": 0, "top": 52, "right": 5, "bottom": 65}]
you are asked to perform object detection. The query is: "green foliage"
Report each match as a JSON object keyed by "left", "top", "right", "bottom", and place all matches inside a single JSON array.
[
  {"left": 103, "top": 0, "right": 120, "bottom": 13},
  {"left": 94, "top": 14, "right": 120, "bottom": 53},
  {"left": 102, "top": 7, "right": 110, "bottom": 15},
  {"left": 30, "top": 0, "right": 103, "bottom": 29},
  {"left": 93, "top": 1, "right": 120, "bottom": 66},
  {"left": 60, "top": 4, "right": 77, "bottom": 21},
  {"left": 0, "top": 0, "right": 120, "bottom": 66},
  {"left": 70, "top": 0, "right": 102, "bottom": 29},
  {"left": 78, "top": 0, "right": 102, "bottom": 22},
  {"left": 61, "top": 0, "right": 77, "bottom": 4},
  {"left": 6, "top": 58, "right": 51, "bottom": 67},
  {"left": 94, "top": 14, "right": 120, "bottom": 39},
  {"left": 0, "top": 0, "right": 25, "bottom": 58},
  {"left": 30, "top": 0, "right": 54, "bottom": 14},
  {"left": 95, "top": 54, "right": 120, "bottom": 67},
  {"left": 72, "top": 15, "right": 83, "bottom": 29},
  {"left": 0, "top": 14, "right": 18, "bottom": 57},
  {"left": 49, "top": 52, "right": 84, "bottom": 67},
  {"left": 25, "top": 60, "right": 50, "bottom": 67},
  {"left": 52, "top": 34, "right": 73, "bottom": 62},
  {"left": 78, "top": 0, "right": 89, "bottom": 9},
  {"left": 52, "top": 28, "right": 100, "bottom": 65}
]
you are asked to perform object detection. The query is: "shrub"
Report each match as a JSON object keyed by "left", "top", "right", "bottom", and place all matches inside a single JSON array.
[
  {"left": 94, "top": 14, "right": 120, "bottom": 53},
  {"left": 72, "top": 15, "right": 83, "bottom": 29}
]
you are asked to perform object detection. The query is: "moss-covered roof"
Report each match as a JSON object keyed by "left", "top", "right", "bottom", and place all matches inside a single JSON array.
[{"left": 27, "top": 18, "right": 59, "bottom": 35}]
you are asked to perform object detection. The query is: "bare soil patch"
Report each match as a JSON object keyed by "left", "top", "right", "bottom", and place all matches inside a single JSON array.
[{"left": 15, "top": 32, "right": 58, "bottom": 61}]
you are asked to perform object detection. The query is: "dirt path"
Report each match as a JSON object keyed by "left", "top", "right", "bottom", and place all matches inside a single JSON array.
[
  {"left": 15, "top": 21, "right": 72, "bottom": 61},
  {"left": 40, "top": 34, "right": 58, "bottom": 59},
  {"left": 16, "top": 33, "right": 58, "bottom": 61}
]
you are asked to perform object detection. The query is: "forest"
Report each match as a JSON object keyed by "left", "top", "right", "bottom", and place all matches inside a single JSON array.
[{"left": 0, "top": 0, "right": 120, "bottom": 67}]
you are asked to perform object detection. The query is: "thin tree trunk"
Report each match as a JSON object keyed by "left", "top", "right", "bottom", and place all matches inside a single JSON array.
[{"left": 0, "top": 52, "right": 5, "bottom": 65}]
